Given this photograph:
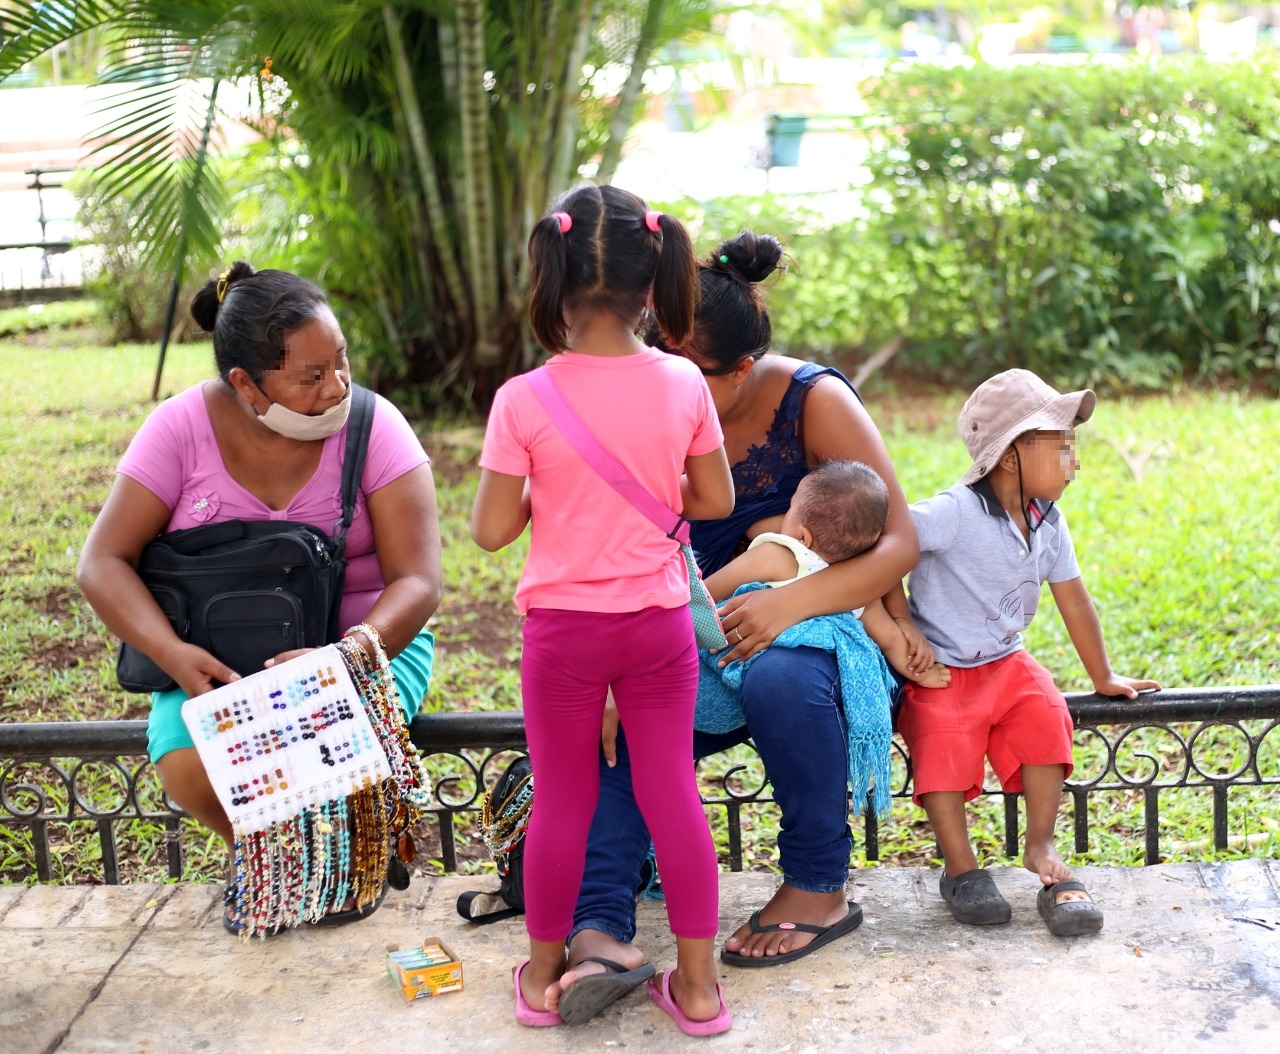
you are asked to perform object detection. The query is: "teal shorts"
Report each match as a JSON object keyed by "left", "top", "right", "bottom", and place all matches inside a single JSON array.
[{"left": 146, "top": 629, "right": 435, "bottom": 763}]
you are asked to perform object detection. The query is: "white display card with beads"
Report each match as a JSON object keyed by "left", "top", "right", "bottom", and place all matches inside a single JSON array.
[{"left": 181, "top": 645, "right": 391, "bottom": 834}]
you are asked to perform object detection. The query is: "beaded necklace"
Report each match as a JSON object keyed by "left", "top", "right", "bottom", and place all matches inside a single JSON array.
[{"left": 219, "top": 626, "right": 433, "bottom": 940}]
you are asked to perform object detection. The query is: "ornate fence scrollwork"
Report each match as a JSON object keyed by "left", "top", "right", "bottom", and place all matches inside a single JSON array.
[{"left": 1, "top": 686, "right": 1277, "bottom": 882}]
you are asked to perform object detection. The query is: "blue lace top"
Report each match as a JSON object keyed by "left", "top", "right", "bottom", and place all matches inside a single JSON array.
[{"left": 690, "top": 362, "right": 861, "bottom": 575}]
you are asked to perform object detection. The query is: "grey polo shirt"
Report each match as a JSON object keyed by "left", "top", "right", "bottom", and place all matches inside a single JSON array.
[{"left": 905, "top": 478, "right": 1081, "bottom": 668}]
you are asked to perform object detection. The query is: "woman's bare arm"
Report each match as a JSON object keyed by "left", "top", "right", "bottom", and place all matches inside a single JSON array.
[{"left": 356, "top": 463, "right": 443, "bottom": 657}]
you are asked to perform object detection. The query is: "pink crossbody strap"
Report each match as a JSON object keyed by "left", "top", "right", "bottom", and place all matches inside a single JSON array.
[{"left": 525, "top": 367, "right": 691, "bottom": 546}]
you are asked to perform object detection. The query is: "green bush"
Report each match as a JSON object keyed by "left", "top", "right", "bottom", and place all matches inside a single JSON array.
[
  {"left": 667, "top": 57, "right": 1280, "bottom": 394},
  {"left": 72, "top": 172, "right": 196, "bottom": 344},
  {"left": 70, "top": 149, "right": 295, "bottom": 347},
  {"left": 861, "top": 56, "right": 1280, "bottom": 390}
]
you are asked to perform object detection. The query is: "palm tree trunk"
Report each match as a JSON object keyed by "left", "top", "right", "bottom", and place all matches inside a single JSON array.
[
  {"left": 548, "top": 0, "right": 598, "bottom": 204},
  {"left": 595, "top": 0, "right": 667, "bottom": 185},
  {"left": 381, "top": 4, "right": 470, "bottom": 329},
  {"left": 456, "top": 0, "right": 501, "bottom": 365}
]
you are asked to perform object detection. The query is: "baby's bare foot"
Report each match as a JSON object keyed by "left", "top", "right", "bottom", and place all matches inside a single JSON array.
[{"left": 914, "top": 663, "right": 951, "bottom": 689}]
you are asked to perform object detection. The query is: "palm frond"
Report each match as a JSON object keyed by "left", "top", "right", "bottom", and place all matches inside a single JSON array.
[
  {"left": 81, "top": 4, "right": 256, "bottom": 276},
  {"left": 0, "top": 0, "right": 122, "bottom": 79}
]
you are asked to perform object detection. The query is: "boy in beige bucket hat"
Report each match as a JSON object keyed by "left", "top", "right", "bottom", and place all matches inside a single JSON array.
[{"left": 893, "top": 369, "right": 1160, "bottom": 936}]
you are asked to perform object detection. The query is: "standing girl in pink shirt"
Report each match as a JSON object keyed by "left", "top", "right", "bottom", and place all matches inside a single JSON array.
[{"left": 472, "top": 185, "right": 735, "bottom": 1035}]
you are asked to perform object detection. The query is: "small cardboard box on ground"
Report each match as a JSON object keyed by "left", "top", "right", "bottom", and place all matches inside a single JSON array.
[{"left": 386, "top": 937, "right": 464, "bottom": 1000}]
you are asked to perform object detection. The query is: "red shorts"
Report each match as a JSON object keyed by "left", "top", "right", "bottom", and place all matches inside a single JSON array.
[{"left": 898, "top": 650, "right": 1074, "bottom": 805}]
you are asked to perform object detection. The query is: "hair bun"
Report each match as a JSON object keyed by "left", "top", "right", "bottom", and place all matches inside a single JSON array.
[
  {"left": 190, "top": 260, "right": 257, "bottom": 332},
  {"left": 714, "top": 232, "right": 783, "bottom": 285}
]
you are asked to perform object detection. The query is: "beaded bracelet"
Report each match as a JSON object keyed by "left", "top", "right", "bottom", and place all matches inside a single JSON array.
[{"left": 343, "top": 622, "right": 387, "bottom": 665}]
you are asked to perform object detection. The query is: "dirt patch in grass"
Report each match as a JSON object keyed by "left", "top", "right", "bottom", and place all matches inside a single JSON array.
[
  {"left": 35, "top": 587, "right": 76, "bottom": 620},
  {"left": 30, "top": 636, "right": 97, "bottom": 673},
  {"left": 422, "top": 426, "right": 483, "bottom": 487},
  {"left": 433, "top": 595, "right": 521, "bottom": 660}
]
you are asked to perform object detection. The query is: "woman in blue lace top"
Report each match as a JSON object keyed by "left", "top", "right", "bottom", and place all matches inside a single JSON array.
[{"left": 540, "top": 232, "right": 918, "bottom": 1023}]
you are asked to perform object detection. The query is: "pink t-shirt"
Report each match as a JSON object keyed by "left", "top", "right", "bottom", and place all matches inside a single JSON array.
[
  {"left": 117, "top": 383, "right": 430, "bottom": 629},
  {"left": 480, "top": 348, "right": 724, "bottom": 614}
]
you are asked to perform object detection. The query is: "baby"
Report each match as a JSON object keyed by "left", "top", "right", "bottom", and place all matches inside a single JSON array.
[{"left": 705, "top": 459, "right": 949, "bottom": 688}]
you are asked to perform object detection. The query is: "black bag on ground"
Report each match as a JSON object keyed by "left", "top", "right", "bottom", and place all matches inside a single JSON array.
[
  {"left": 115, "top": 385, "right": 375, "bottom": 693},
  {"left": 455, "top": 754, "right": 662, "bottom": 925},
  {"left": 457, "top": 755, "right": 531, "bottom": 924}
]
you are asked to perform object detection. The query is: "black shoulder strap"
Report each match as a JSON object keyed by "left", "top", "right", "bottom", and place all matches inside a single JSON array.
[{"left": 334, "top": 385, "right": 375, "bottom": 556}]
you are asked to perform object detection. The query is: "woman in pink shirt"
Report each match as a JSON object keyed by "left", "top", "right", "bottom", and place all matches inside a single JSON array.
[
  {"left": 76, "top": 263, "right": 442, "bottom": 929},
  {"left": 472, "top": 185, "right": 735, "bottom": 1035}
]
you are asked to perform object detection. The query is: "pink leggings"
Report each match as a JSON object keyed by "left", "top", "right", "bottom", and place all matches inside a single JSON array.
[{"left": 519, "top": 604, "right": 719, "bottom": 942}]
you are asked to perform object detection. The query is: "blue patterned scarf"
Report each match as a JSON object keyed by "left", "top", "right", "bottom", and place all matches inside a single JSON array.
[{"left": 695, "top": 585, "right": 897, "bottom": 816}]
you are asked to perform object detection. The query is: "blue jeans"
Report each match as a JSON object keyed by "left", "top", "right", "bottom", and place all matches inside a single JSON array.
[{"left": 572, "top": 645, "right": 850, "bottom": 943}]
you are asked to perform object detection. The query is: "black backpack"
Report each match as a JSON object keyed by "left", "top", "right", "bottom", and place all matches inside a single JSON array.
[
  {"left": 115, "top": 385, "right": 375, "bottom": 693},
  {"left": 454, "top": 754, "right": 661, "bottom": 924},
  {"left": 457, "top": 754, "right": 532, "bottom": 924}
]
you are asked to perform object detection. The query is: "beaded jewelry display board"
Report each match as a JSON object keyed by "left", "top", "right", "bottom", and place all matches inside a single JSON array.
[
  {"left": 182, "top": 645, "right": 390, "bottom": 833},
  {"left": 183, "top": 635, "right": 431, "bottom": 939}
]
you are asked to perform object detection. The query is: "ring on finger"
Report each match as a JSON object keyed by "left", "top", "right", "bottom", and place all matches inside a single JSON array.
[{"left": 732, "top": 628, "right": 744, "bottom": 644}]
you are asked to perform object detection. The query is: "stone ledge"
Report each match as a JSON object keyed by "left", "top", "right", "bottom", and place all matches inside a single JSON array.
[{"left": 2, "top": 862, "right": 1277, "bottom": 1053}]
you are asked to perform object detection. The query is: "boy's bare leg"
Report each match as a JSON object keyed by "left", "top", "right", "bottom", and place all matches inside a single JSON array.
[
  {"left": 1020, "top": 764, "right": 1072, "bottom": 885},
  {"left": 920, "top": 791, "right": 978, "bottom": 877},
  {"left": 922, "top": 790, "right": 1011, "bottom": 924}
]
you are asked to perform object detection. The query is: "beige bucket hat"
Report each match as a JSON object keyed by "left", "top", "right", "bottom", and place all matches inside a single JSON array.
[{"left": 958, "top": 369, "right": 1096, "bottom": 486}]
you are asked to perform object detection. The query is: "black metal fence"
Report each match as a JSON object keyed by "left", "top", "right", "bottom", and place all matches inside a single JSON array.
[{"left": 2, "top": 685, "right": 1277, "bottom": 883}]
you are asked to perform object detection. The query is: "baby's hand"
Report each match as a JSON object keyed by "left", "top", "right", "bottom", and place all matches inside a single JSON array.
[
  {"left": 1094, "top": 674, "right": 1162, "bottom": 700},
  {"left": 909, "top": 662, "right": 951, "bottom": 690},
  {"left": 894, "top": 616, "right": 935, "bottom": 676}
]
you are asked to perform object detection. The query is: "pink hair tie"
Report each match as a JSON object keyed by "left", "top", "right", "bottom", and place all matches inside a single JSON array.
[
  {"left": 552, "top": 211, "right": 572, "bottom": 233},
  {"left": 644, "top": 210, "right": 662, "bottom": 232}
]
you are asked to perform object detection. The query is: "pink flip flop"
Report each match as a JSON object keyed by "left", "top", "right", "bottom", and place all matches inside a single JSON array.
[
  {"left": 647, "top": 970, "right": 732, "bottom": 1037},
  {"left": 513, "top": 959, "right": 563, "bottom": 1027}
]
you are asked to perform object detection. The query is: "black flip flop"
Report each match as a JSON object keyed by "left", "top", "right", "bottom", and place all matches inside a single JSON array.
[
  {"left": 1038, "top": 880, "right": 1104, "bottom": 936},
  {"left": 222, "top": 880, "right": 285, "bottom": 939},
  {"left": 312, "top": 880, "right": 388, "bottom": 928},
  {"left": 720, "top": 900, "right": 863, "bottom": 968},
  {"left": 557, "top": 956, "right": 657, "bottom": 1025},
  {"left": 222, "top": 880, "right": 242, "bottom": 936}
]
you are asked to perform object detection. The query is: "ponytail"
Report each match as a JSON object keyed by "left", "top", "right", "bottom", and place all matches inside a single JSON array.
[
  {"left": 678, "top": 230, "right": 784, "bottom": 370},
  {"left": 527, "top": 214, "right": 573, "bottom": 353},
  {"left": 649, "top": 213, "right": 698, "bottom": 349},
  {"left": 191, "top": 259, "right": 256, "bottom": 334},
  {"left": 530, "top": 184, "right": 693, "bottom": 351}
]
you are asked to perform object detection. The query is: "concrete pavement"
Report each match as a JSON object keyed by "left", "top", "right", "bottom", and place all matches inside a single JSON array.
[{"left": 2, "top": 862, "right": 1278, "bottom": 1054}]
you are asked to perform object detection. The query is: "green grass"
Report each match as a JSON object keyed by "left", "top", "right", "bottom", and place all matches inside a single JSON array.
[
  {"left": 2, "top": 333, "right": 1278, "bottom": 883},
  {"left": 0, "top": 299, "right": 103, "bottom": 338}
]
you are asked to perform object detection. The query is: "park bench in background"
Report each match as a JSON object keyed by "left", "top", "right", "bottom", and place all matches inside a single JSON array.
[
  {"left": 1, "top": 685, "right": 1277, "bottom": 883},
  {"left": 0, "top": 166, "right": 80, "bottom": 301}
]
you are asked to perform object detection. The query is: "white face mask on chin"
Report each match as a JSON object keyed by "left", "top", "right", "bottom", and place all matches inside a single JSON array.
[{"left": 257, "top": 390, "right": 351, "bottom": 441}]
